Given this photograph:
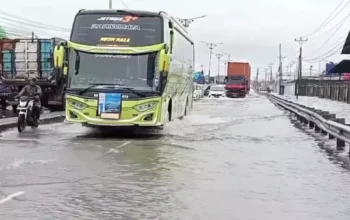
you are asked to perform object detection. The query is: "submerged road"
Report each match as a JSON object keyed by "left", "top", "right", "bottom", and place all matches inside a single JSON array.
[{"left": 1, "top": 91, "right": 350, "bottom": 220}]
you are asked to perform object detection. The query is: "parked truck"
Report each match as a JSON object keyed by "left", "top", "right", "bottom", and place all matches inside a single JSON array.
[
  {"left": 0, "top": 38, "right": 67, "bottom": 112},
  {"left": 224, "top": 62, "right": 251, "bottom": 98}
]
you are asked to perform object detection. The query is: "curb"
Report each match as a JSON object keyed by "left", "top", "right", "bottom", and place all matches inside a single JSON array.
[{"left": 0, "top": 115, "right": 65, "bottom": 132}]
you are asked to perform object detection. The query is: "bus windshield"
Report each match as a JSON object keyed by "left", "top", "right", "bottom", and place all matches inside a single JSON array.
[
  {"left": 71, "top": 14, "right": 163, "bottom": 46},
  {"left": 69, "top": 50, "right": 159, "bottom": 90}
]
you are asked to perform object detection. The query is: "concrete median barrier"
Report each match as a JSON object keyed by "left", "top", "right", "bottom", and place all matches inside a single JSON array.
[{"left": 0, "top": 111, "right": 65, "bottom": 132}]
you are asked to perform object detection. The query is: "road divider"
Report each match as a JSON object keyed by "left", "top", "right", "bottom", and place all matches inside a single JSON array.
[
  {"left": 269, "top": 94, "right": 350, "bottom": 153},
  {"left": 0, "top": 112, "right": 65, "bottom": 132}
]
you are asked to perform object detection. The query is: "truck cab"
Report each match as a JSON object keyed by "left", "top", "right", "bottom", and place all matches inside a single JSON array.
[{"left": 224, "top": 76, "right": 248, "bottom": 98}]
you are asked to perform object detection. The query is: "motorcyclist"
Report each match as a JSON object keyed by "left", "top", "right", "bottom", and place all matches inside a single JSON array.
[{"left": 14, "top": 76, "right": 42, "bottom": 124}]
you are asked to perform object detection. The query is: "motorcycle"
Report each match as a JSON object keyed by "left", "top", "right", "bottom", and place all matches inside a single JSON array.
[{"left": 16, "top": 95, "right": 40, "bottom": 133}]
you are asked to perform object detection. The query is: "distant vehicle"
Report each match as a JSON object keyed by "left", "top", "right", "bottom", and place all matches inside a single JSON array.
[
  {"left": 193, "top": 83, "right": 204, "bottom": 100},
  {"left": 208, "top": 85, "right": 225, "bottom": 98},
  {"left": 225, "top": 62, "right": 250, "bottom": 98},
  {"left": 224, "top": 76, "right": 248, "bottom": 98},
  {"left": 343, "top": 73, "right": 350, "bottom": 80}
]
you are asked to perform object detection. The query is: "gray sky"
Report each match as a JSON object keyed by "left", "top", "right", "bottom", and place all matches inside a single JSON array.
[{"left": 2, "top": 0, "right": 350, "bottom": 79}]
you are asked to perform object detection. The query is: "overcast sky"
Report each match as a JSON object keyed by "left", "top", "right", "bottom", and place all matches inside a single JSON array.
[{"left": 2, "top": 0, "right": 350, "bottom": 79}]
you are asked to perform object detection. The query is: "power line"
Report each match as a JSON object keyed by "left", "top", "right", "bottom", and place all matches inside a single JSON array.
[
  {"left": 0, "top": 10, "right": 69, "bottom": 32},
  {"left": 305, "top": 0, "right": 350, "bottom": 38},
  {"left": 305, "top": 44, "right": 343, "bottom": 62},
  {"left": 1, "top": 22, "right": 68, "bottom": 38},
  {"left": 312, "top": 13, "right": 350, "bottom": 38},
  {"left": 311, "top": 12, "right": 350, "bottom": 53},
  {"left": 108, "top": 0, "right": 129, "bottom": 10},
  {"left": 120, "top": 0, "right": 129, "bottom": 9},
  {"left": 304, "top": 38, "right": 346, "bottom": 62}
]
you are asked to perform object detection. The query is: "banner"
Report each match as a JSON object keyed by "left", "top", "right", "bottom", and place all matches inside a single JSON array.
[{"left": 98, "top": 93, "right": 122, "bottom": 119}]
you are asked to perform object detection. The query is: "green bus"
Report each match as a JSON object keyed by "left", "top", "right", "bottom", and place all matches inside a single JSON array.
[{"left": 53, "top": 9, "right": 195, "bottom": 128}]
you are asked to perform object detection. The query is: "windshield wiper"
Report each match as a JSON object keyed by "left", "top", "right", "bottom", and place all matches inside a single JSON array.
[
  {"left": 77, "top": 83, "right": 116, "bottom": 95},
  {"left": 118, "top": 87, "right": 147, "bottom": 97}
]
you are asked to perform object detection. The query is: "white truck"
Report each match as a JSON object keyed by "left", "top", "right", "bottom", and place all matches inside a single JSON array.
[{"left": 193, "top": 83, "right": 205, "bottom": 100}]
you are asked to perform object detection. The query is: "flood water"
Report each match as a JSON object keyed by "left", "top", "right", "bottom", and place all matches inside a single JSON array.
[{"left": 1, "top": 92, "right": 350, "bottom": 220}]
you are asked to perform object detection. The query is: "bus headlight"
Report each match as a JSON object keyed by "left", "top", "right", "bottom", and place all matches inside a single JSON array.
[
  {"left": 134, "top": 101, "right": 158, "bottom": 112},
  {"left": 67, "top": 99, "right": 87, "bottom": 110}
]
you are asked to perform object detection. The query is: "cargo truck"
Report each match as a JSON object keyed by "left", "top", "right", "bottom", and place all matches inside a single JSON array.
[
  {"left": 224, "top": 62, "right": 251, "bottom": 98},
  {"left": 0, "top": 38, "right": 67, "bottom": 112}
]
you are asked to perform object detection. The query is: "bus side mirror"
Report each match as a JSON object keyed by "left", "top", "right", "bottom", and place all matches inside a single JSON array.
[
  {"left": 168, "top": 21, "right": 174, "bottom": 29},
  {"left": 169, "top": 30, "right": 174, "bottom": 54},
  {"left": 158, "top": 49, "right": 169, "bottom": 73},
  {"left": 54, "top": 45, "right": 64, "bottom": 68}
]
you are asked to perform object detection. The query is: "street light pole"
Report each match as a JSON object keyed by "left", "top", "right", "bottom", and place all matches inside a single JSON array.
[
  {"left": 216, "top": 53, "right": 224, "bottom": 84},
  {"left": 201, "top": 41, "right": 222, "bottom": 83},
  {"left": 177, "top": 15, "right": 207, "bottom": 28},
  {"left": 109, "top": 0, "right": 112, "bottom": 9}
]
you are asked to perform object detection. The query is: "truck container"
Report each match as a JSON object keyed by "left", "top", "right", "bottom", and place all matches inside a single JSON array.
[
  {"left": 0, "top": 38, "right": 66, "bottom": 112},
  {"left": 224, "top": 62, "right": 251, "bottom": 98}
]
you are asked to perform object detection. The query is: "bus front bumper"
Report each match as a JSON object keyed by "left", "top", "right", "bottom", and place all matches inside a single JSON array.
[
  {"left": 65, "top": 96, "right": 164, "bottom": 127},
  {"left": 66, "top": 108, "right": 163, "bottom": 127}
]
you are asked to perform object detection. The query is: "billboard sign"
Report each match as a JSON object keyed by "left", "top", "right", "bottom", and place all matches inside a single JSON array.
[
  {"left": 193, "top": 71, "right": 204, "bottom": 84},
  {"left": 326, "top": 62, "right": 337, "bottom": 76}
]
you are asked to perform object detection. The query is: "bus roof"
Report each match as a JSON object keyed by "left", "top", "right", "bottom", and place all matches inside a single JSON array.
[
  {"left": 76, "top": 9, "right": 188, "bottom": 34},
  {"left": 77, "top": 9, "right": 164, "bottom": 17}
]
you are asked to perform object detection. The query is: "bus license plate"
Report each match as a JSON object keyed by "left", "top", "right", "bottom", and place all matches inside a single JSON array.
[{"left": 101, "top": 112, "right": 120, "bottom": 119}]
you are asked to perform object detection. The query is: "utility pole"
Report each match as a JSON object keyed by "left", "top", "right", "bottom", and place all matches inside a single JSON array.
[
  {"left": 294, "top": 37, "right": 307, "bottom": 99},
  {"left": 256, "top": 68, "right": 259, "bottom": 89},
  {"left": 268, "top": 63, "right": 273, "bottom": 82},
  {"left": 109, "top": 0, "right": 112, "bottom": 9},
  {"left": 264, "top": 68, "right": 269, "bottom": 88},
  {"left": 277, "top": 43, "right": 285, "bottom": 94},
  {"left": 216, "top": 53, "right": 224, "bottom": 84},
  {"left": 201, "top": 41, "right": 222, "bottom": 83},
  {"left": 221, "top": 60, "right": 228, "bottom": 76}
]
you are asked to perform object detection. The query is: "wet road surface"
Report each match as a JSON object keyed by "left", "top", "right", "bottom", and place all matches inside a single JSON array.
[{"left": 1, "top": 92, "right": 350, "bottom": 220}]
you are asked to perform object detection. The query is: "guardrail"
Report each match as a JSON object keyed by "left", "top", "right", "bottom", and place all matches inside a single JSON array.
[{"left": 268, "top": 94, "right": 350, "bottom": 153}]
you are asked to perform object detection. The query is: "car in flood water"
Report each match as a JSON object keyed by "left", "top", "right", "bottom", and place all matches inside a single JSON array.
[{"left": 208, "top": 85, "right": 225, "bottom": 98}]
